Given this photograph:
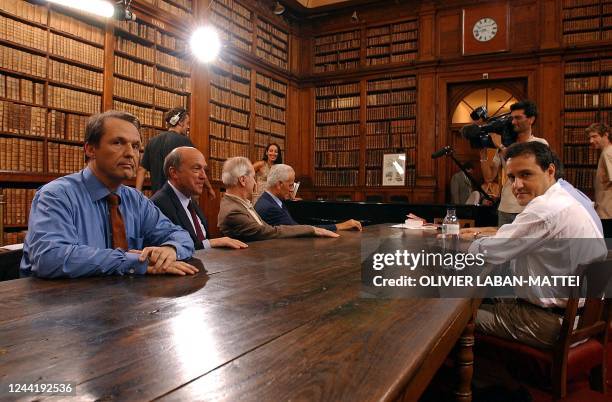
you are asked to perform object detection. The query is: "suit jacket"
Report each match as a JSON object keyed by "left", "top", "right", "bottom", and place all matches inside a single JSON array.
[
  {"left": 254, "top": 191, "right": 337, "bottom": 231},
  {"left": 218, "top": 193, "right": 315, "bottom": 242},
  {"left": 151, "top": 183, "right": 209, "bottom": 250},
  {"left": 450, "top": 171, "right": 472, "bottom": 205}
]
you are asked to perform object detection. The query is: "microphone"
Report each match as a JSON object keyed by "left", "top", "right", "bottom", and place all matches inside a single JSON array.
[{"left": 431, "top": 146, "right": 451, "bottom": 159}]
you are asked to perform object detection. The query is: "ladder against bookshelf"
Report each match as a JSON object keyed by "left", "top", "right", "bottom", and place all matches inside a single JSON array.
[
  {"left": 562, "top": 0, "right": 612, "bottom": 45},
  {"left": 314, "top": 82, "right": 360, "bottom": 187},
  {"left": 313, "top": 30, "right": 361, "bottom": 73},
  {"left": 366, "top": 20, "right": 418, "bottom": 66},
  {"left": 563, "top": 55, "right": 612, "bottom": 196},
  {"left": 365, "top": 76, "right": 417, "bottom": 187},
  {"left": 208, "top": 56, "right": 252, "bottom": 181}
]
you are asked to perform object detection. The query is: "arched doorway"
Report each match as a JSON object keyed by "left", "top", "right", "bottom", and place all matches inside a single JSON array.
[{"left": 445, "top": 80, "right": 527, "bottom": 203}]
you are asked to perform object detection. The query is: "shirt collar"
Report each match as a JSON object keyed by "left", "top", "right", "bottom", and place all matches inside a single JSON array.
[
  {"left": 265, "top": 191, "right": 283, "bottom": 208},
  {"left": 83, "top": 167, "right": 116, "bottom": 202},
  {"left": 168, "top": 182, "right": 191, "bottom": 209}
]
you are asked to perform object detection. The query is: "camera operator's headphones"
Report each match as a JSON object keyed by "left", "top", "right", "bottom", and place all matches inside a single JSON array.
[{"left": 168, "top": 110, "right": 186, "bottom": 127}]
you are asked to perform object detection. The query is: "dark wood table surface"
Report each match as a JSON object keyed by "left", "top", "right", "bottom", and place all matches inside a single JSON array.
[{"left": 0, "top": 225, "right": 478, "bottom": 402}]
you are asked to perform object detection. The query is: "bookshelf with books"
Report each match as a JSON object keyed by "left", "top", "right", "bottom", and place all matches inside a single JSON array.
[
  {"left": 563, "top": 54, "right": 612, "bottom": 196},
  {"left": 313, "top": 30, "right": 361, "bottom": 73},
  {"left": 365, "top": 76, "right": 417, "bottom": 187},
  {"left": 314, "top": 82, "right": 361, "bottom": 187},
  {"left": 208, "top": 56, "right": 252, "bottom": 181},
  {"left": 562, "top": 0, "right": 612, "bottom": 46},
  {"left": 256, "top": 17, "right": 289, "bottom": 70},
  {"left": 254, "top": 71, "right": 287, "bottom": 161},
  {"left": 365, "top": 20, "right": 418, "bottom": 66},
  {"left": 210, "top": 0, "right": 253, "bottom": 55}
]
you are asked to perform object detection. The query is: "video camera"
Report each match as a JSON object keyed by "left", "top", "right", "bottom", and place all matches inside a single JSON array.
[{"left": 460, "top": 106, "right": 517, "bottom": 149}]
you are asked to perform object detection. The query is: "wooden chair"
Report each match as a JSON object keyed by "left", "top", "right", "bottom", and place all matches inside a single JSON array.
[
  {"left": 433, "top": 218, "right": 476, "bottom": 228},
  {"left": 476, "top": 252, "right": 612, "bottom": 400}
]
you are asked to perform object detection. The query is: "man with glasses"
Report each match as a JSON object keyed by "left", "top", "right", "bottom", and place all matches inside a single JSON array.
[
  {"left": 480, "top": 100, "right": 549, "bottom": 226},
  {"left": 218, "top": 157, "right": 339, "bottom": 242},
  {"left": 255, "top": 164, "right": 362, "bottom": 232}
]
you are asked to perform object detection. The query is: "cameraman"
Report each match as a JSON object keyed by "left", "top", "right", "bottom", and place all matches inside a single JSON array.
[{"left": 480, "top": 100, "right": 548, "bottom": 226}]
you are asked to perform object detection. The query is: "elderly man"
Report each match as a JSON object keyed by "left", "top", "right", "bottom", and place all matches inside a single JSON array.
[
  {"left": 21, "top": 110, "right": 197, "bottom": 278},
  {"left": 151, "top": 147, "right": 247, "bottom": 250},
  {"left": 254, "top": 164, "right": 362, "bottom": 231},
  {"left": 464, "top": 142, "right": 606, "bottom": 348},
  {"left": 218, "top": 157, "right": 339, "bottom": 242}
]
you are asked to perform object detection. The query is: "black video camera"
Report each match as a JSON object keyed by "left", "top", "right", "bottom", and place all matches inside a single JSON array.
[{"left": 460, "top": 106, "right": 516, "bottom": 149}]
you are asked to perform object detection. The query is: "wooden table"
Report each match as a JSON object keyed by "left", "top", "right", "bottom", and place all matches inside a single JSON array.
[{"left": 0, "top": 225, "right": 478, "bottom": 401}]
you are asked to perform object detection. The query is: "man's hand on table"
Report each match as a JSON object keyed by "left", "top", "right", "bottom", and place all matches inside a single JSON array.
[
  {"left": 133, "top": 245, "right": 177, "bottom": 271},
  {"left": 147, "top": 261, "right": 199, "bottom": 276},
  {"left": 210, "top": 237, "right": 248, "bottom": 249},
  {"left": 314, "top": 227, "right": 340, "bottom": 238},
  {"left": 336, "top": 219, "right": 363, "bottom": 231},
  {"left": 459, "top": 227, "right": 498, "bottom": 241}
]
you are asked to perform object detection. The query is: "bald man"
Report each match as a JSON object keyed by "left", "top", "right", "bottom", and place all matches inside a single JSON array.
[{"left": 151, "top": 147, "right": 247, "bottom": 250}]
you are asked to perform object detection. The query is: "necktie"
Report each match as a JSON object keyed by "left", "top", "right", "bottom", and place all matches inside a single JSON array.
[
  {"left": 188, "top": 201, "right": 206, "bottom": 242},
  {"left": 106, "top": 193, "right": 128, "bottom": 250}
]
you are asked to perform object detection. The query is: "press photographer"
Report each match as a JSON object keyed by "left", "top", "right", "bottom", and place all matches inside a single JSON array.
[{"left": 463, "top": 100, "right": 548, "bottom": 226}]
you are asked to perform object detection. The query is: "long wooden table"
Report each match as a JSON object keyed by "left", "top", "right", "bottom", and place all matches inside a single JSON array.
[{"left": 0, "top": 225, "right": 478, "bottom": 401}]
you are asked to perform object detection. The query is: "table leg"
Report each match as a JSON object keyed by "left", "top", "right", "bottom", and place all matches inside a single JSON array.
[{"left": 455, "top": 319, "right": 475, "bottom": 402}]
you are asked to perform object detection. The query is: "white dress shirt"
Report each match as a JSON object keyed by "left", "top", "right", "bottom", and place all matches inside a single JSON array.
[
  {"left": 469, "top": 180, "right": 607, "bottom": 307},
  {"left": 168, "top": 182, "right": 210, "bottom": 249}
]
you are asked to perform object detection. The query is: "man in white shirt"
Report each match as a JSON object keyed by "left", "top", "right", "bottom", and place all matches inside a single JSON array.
[
  {"left": 465, "top": 141, "right": 607, "bottom": 348},
  {"left": 480, "top": 100, "right": 548, "bottom": 226},
  {"left": 151, "top": 147, "right": 247, "bottom": 250}
]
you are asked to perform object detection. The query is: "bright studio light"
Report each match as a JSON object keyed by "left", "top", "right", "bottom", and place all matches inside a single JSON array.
[
  {"left": 47, "top": 0, "right": 114, "bottom": 18},
  {"left": 190, "top": 26, "right": 221, "bottom": 63}
]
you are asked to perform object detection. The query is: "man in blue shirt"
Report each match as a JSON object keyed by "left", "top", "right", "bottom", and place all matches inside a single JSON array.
[
  {"left": 254, "top": 164, "right": 362, "bottom": 232},
  {"left": 21, "top": 110, "right": 197, "bottom": 278}
]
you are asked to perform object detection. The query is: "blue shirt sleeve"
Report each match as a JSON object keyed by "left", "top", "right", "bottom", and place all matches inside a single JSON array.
[
  {"left": 137, "top": 196, "right": 195, "bottom": 260},
  {"left": 21, "top": 190, "right": 149, "bottom": 278}
]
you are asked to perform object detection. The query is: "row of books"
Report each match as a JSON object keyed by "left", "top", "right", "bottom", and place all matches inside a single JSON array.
[
  {"left": 367, "top": 22, "right": 418, "bottom": 37},
  {"left": 366, "top": 91, "right": 416, "bottom": 106},
  {"left": 314, "top": 31, "right": 359, "bottom": 47},
  {"left": 314, "top": 50, "right": 360, "bottom": 65},
  {"left": 316, "top": 109, "right": 360, "bottom": 124},
  {"left": 114, "top": 77, "right": 153, "bottom": 104},
  {"left": 564, "top": 30, "right": 612, "bottom": 45},
  {"left": 315, "top": 151, "right": 360, "bottom": 168},
  {"left": 211, "top": 15, "right": 251, "bottom": 52},
  {"left": 48, "top": 142, "right": 85, "bottom": 174},
  {"left": 316, "top": 83, "right": 360, "bottom": 97},
  {"left": 255, "top": 47, "right": 288, "bottom": 71},
  {"left": 254, "top": 133, "right": 285, "bottom": 148},
  {"left": 315, "top": 136, "right": 360, "bottom": 151},
  {"left": 255, "top": 103, "right": 285, "bottom": 121},
  {"left": 565, "top": 93, "right": 612, "bottom": 109},
  {"left": 564, "top": 126, "right": 591, "bottom": 143},
  {"left": 209, "top": 121, "right": 250, "bottom": 143},
  {"left": 366, "top": 133, "right": 417, "bottom": 149},
  {"left": 368, "top": 77, "right": 416, "bottom": 91},
  {"left": 564, "top": 110, "right": 598, "bottom": 125},
  {"left": 1, "top": 188, "right": 36, "bottom": 226},
  {"left": 211, "top": 86, "right": 250, "bottom": 112},
  {"left": 0, "top": 15, "right": 47, "bottom": 51},
  {"left": 210, "top": 138, "right": 250, "bottom": 160},
  {"left": 115, "top": 37, "right": 155, "bottom": 62},
  {"left": 0, "top": 44, "right": 47, "bottom": 78},
  {"left": 563, "top": 18, "right": 601, "bottom": 33},
  {"left": 115, "top": 56, "right": 155, "bottom": 84},
  {"left": 563, "top": 145, "right": 599, "bottom": 164},
  {"left": 49, "top": 10, "right": 104, "bottom": 45},
  {"left": 3, "top": 230, "right": 27, "bottom": 245},
  {"left": 256, "top": 73, "right": 287, "bottom": 94},
  {"left": 366, "top": 167, "right": 416, "bottom": 187},
  {"left": 565, "top": 167, "right": 594, "bottom": 191},
  {"left": 158, "top": 0, "right": 191, "bottom": 19},
  {"left": 210, "top": 103, "right": 249, "bottom": 128},
  {"left": 141, "top": 127, "right": 160, "bottom": 149},
  {"left": 316, "top": 96, "right": 360, "bottom": 111},
  {"left": 566, "top": 59, "right": 601, "bottom": 75},
  {"left": 211, "top": 74, "right": 251, "bottom": 98},
  {"left": 0, "top": 101, "right": 46, "bottom": 136},
  {"left": 366, "top": 119, "right": 416, "bottom": 135},
  {"left": 0, "top": 137, "right": 44, "bottom": 172},
  {"left": 154, "top": 88, "right": 187, "bottom": 110},
  {"left": 48, "top": 110, "right": 88, "bottom": 142},
  {"left": 0, "top": 74, "right": 45, "bottom": 106},
  {"left": 0, "top": 0, "right": 47, "bottom": 25},
  {"left": 314, "top": 169, "right": 359, "bottom": 187},
  {"left": 211, "top": 0, "right": 252, "bottom": 29},
  {"left": 51, "top": 33, "right": 104, "bottom": 68},
  {"left": 367, "top": 32, "right": 418, "bottom": 46},
  {"left": 50, "top": 59, "right": 103, "bottom": 92},
  {"left": 157, "top": 69, "right": 191, "bottom": 92},
  {"left": 565, "top": 76, "right": 600, "bottom": 91},
  {"left": 115, "top": 19, "right": 155, "bottom": 43},
  {"left": 208, "top": 158, "right": 223, "bottom": 181},
  {"left": 563, "top": 4, "right": 599, "bottom": 19},
  {"left": 367, "top": 104, "right": 416, "bottom": 120},
  {"left": 314, "top": 61, "right": 359, "bottom": 73},
  {"left": 316, "top": 123, "right": 360, "bottom": 138},
  {"left": 254, "top": 117, "right": 285, "bottom": 136},
  {"left": 48, "top": 85, "right": 100, "bottom": 115},
  {"left": 156, "top": 50, "right": 190, "bottom": 74},
  {"left": 113, "top": 100, "right": 163, "bottom": 127},
  {"left": 255, "top": 88, "right": 285, "bottom": 108},
  {"left": 258, "top": 19, "right": 288, "bottom": 43}
]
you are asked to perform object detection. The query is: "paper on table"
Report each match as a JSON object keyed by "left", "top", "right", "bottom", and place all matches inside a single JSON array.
[
  {"left": 0, "top": 243, "right": 23, "bottom": 251},
  {"left": 390, "top": 224, "right": 438, "bottom": 230}
]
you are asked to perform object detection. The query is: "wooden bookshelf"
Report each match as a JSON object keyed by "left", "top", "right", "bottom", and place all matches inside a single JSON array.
[
  {"left": 313, "top": 30, "right": 361, "bottom": 73},
  {"left": 562, "top": 0, "right": 612, "bottom": 45},
  {"left": 256, "top": 17, "right": 289, "bottom": 70},
  {"left": 563, "top": 54, "right": 612, "bottom": 196},
  {"left": 254, "top": 71, "right": 287, "bottom": 159},
  {"left": 210, "top": 0, "right": 253, "bottom": 54},
  {"left": 314, "top": 82, "right": 360, "bottom": 186},
  {"left": 365, "top": 20, "right": 418, "bottom": 66}
]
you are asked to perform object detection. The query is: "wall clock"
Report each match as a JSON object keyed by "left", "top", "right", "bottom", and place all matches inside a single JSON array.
[{"left": 462, "top": 3, "right": 509, "bottom": 56}]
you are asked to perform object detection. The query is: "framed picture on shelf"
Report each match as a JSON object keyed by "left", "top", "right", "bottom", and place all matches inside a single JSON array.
[{"left": 382, "top": 153, "right": 406, "bottom": 186}]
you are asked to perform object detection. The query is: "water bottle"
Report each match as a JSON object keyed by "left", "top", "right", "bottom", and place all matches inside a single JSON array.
[{"left": 442, "top": 208, "right": 460, "bottom": 238}]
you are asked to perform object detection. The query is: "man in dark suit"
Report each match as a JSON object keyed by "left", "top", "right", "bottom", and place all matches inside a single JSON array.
[
  {"left": 254, "top": 164, "right": 362, "bottom": 232},
  {"left": 151, "top": 147, "right": 247, "bottom": 250}
]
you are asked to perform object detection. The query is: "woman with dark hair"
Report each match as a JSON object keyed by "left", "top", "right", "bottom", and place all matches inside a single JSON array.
[{"left": 252, "top": 143, "right": 282, "bottom": 203}]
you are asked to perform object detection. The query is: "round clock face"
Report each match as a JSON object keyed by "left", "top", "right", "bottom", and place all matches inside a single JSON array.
[{"left": 472, "top": 17, "right": 498, "bottom": 42}]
